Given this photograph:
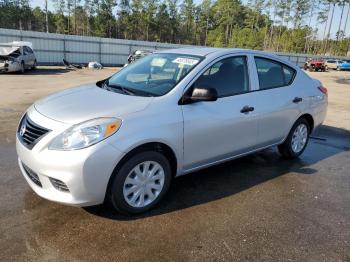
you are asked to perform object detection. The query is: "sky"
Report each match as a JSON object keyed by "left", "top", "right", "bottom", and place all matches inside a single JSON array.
[{"left": 31, "top": 0, "right": 350, "bottom": 40}]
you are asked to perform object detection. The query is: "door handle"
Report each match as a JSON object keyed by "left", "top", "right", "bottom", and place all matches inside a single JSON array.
[
  {"left": 240, "top": 106, "right": 255, "bottom": 113},
  {"left": 293, "top": 97, "right": 303, "bottom": 103}
]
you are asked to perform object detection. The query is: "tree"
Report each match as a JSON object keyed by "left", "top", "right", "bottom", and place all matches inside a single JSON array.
[
  {"left": 53, "top": 0, "right": 66, "bottom": 33},
  {"left": 0, "top": 0, "right": 348, "bottom": 56},
  {"left": 95, "top": 0, "right": 117, "bottom": 37}
]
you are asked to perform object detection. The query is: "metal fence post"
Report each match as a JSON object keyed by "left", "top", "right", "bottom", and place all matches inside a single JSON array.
[
  {"left": 63, "top": 36, "right": 66, "bottom": 60},
  {"left": 99, "top": 38, "right": 102, "bottom": 63}
]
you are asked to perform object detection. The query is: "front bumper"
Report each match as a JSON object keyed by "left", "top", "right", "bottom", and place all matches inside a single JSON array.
[
  {"left": 0, "top": 61, "right": 20, "bottom": 72},
  {"left": 16, "top": 110, "right": 125, "bottom": 207}
]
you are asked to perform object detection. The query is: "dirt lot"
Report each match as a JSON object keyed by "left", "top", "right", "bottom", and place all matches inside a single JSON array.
[{"left": 0, "top": 67, "right": 349, "bottom": 261}]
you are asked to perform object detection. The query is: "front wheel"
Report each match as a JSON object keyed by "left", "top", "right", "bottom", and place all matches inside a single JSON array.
[
  {"left": 109, "top": 151, "right": 172, "bottom": 215},
  {"left": 20, "top": 61, "right": 25, "bottom": 73},
  {"left": 278, "top": 118, "right": 310, "bottom": 158}
]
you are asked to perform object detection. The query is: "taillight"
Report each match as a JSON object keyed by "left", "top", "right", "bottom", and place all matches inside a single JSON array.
[{"left": 318, "top": 86, "right": 328, "bottom": 96}]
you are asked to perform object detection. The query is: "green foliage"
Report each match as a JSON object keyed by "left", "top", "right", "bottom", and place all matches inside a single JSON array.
[{"left": 0, "top": 0, "right": 349, "bottom": 56}]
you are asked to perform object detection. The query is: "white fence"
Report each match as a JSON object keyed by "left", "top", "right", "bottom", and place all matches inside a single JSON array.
[{"left": 0, "top": 28, "right": 348, "bottom": 67}]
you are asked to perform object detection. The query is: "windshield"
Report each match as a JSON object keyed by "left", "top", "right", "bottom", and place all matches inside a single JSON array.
[{"left": 107, "top": 53, "right": 203, "bottom": 96}]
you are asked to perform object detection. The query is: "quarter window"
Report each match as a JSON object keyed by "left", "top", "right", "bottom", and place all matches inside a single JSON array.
[
  {"left": 194, "top": 56, "right": 250, "bottom": 97},
  {"left": 255, "top": 57, "right": 296, "bottom": 90}
]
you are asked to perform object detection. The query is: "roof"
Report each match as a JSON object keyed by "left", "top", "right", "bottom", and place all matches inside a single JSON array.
[
  {"left": 156, "top": 47, "right": 278, "bottom": 57},
  {"left": 156, "top": 47, "right": 297, "bottom": 68},
  {"left": 0, "top": 41, "right": 33, "bottom": 49}
]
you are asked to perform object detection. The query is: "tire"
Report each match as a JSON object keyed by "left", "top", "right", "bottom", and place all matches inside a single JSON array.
[
  {"left": 31, "top": 60, "right": 37, "bottom": 70},
  {"left": 109, "top": 151, "right": 172, "bottom": 215},
  {"left": 20, "top": 61, "right": 25, "bottom": 73},
  {"left": 278, "top": 118, "right": 310, "bottom": 159}
]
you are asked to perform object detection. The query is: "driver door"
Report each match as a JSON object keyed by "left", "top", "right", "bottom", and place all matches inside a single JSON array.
[{"left": 181, "top": 55, "right": 259, "bottom": 171}]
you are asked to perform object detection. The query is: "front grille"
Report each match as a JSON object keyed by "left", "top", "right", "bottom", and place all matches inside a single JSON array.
[
  {"left": 18, "top": 114, "right": 50, "bottom": 149},
  {"left": 49, "top": 177, "right": 69, "bottom": 192},
  {"left": 22, "top": 163, "right": 42, "bottom": 187}
]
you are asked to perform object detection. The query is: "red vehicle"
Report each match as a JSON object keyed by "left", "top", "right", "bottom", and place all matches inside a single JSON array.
[{"left": 303, "top": 59, "right": 326, "bottom": 72}]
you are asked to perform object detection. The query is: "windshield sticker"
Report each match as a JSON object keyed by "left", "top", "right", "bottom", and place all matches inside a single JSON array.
[
  {"left": 172, "top": 57, "right": 199, "bottom": 66},
  {"left": 151, "top": 58, "right": 167, "bottom": 67}
]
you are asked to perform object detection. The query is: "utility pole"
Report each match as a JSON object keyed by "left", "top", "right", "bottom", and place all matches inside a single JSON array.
[{"left": 45, "top": 0, "right": 49, "bottom": 33}]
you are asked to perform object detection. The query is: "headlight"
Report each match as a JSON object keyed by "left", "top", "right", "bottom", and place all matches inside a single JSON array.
[{"left": 49, "top": 118, "right": 122, "bottom": 150}]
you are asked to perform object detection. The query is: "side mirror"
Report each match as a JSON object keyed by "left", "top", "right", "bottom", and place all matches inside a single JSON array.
[{"left": 180, "top": 86, "right": 218, "bottom": 105}]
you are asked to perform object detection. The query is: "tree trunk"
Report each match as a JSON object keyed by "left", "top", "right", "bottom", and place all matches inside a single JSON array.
[
  {"left": 337, "top": 1, "right": 346, "bottom": 41},
  {"left": 343, "top": 3, "right": 350, "bottom": 40},
  {"left": 45, "top": 0, "right": 49, "bottom": 33},
  {"left": 324, "top": 3, "right": 336, "bottom": 54},
  {"left": 304, "top": 1, "right": 315, "bottom": 53},
  {"left": 321, "top": 2, "right": 332, "bottom": 54},
  {"left": 74, "top": 0, "right": 77, "bottom": 34},
  {"left": 205, "top": 16, "right": 209, "bottom": 46}
]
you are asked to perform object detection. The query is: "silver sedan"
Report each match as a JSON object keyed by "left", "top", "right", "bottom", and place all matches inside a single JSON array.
[{"left": 16, "top": 48, "right": 328, "bottom": 214}]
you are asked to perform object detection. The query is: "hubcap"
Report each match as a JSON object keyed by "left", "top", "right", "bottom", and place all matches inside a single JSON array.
[
  {"left": 123, "top": 161, "right": 165, "bottom": 208},
  {"left": 291, "top": 123, "right": 308, "bottom": 153}
]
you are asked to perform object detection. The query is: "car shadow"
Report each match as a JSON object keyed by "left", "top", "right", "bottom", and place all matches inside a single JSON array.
[{"left": 84, "top": 125, "right": 349, "bottom": 221}]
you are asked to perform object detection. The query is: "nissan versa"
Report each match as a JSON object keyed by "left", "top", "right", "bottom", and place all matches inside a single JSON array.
[{"left": 16, "top": 48, "right": 328, "bottom": 214}]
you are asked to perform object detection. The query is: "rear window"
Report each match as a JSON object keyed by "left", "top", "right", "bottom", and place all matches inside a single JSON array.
[{"left": 255, "top": 57, "right": 296, "bottom": 90}]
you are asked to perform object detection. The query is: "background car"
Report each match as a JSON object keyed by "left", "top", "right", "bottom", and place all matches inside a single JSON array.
[
  {"left": 0, "top": 41, "right": 37, "bottom": 73},
  {"left": 325, "top": 59, "right": 339, "bottom": 70},
  {"left": 125, "top": 50, "right": 153, "bottom": 66},
  {"left": 303, "top": 59, "right": 326, "bottom": 72},
  {"left": 337, "top": 60, "right": 350, "bottom": 71}
]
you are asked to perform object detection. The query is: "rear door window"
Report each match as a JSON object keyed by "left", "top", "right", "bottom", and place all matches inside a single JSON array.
[{"left": 255, "top": 57, "right": 296, "bottom": 90}]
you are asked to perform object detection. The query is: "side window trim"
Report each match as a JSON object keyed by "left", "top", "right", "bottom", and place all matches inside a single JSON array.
[
  {"left": 253, "top": 55, "right": 297, "bottom": 91},
  {"left": 182, "top": 53, "right": 252, "bottom": 99}
]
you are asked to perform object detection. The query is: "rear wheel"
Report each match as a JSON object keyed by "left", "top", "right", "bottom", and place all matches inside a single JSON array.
[
  {"left": 31, "top": 60, "right": 37, "bottom": 70},
  {"left": 109, "top": 151, "right": 172, "bottom": 215},
  {"left": 278, "top": 118, "right": 310, "bottom": 158}
]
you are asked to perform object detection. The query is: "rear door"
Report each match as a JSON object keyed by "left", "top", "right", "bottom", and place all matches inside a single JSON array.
[
  {"left": 251, "top": 56, "right": 302, "bottom": 147},
  {"left": 23, "top": 46, "right": 34, "bottom": 67}
]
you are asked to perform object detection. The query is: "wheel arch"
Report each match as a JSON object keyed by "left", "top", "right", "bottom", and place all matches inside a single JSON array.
[
  {"left": 298, "top": 113, "right": 314, "bottom": 133},
  {"left": 105, "top": 142, "right": 178, "bottom": 201}
]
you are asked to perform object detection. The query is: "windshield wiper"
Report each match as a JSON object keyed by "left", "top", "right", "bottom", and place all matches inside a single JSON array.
[
  {"left": 103, "top": 80, "right": 155, "bottom": 97},
  {"left": 103, "top": 81, "right": 135, "bottom": 96}
]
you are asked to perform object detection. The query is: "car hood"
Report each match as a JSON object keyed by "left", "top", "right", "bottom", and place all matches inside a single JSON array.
[
  {"left": 34, "top": 84, "right": 153, "bottom": 124},
  {"left": 0, "top": 46, "right": 19, "bottom": 56}
]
